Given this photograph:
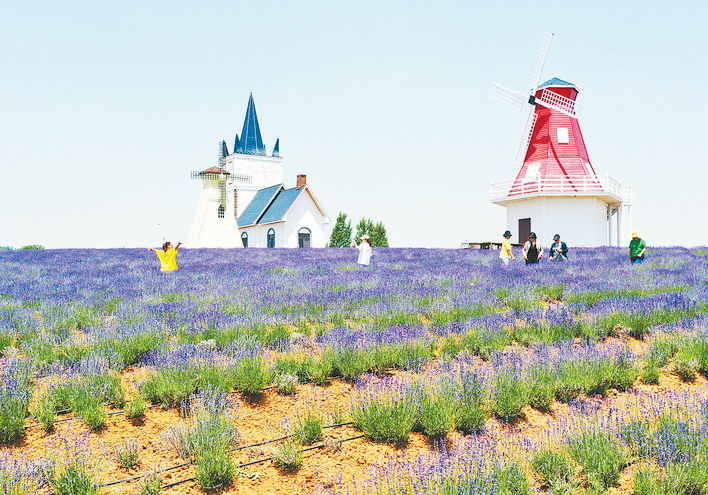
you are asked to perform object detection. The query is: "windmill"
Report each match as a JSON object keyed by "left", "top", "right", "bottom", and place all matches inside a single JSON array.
[
  {"left": 185, "top": 143, "right": 242, "bottom": 248},
  {"left": 489, "top": 33, "right": 632, "bottom": 247}
]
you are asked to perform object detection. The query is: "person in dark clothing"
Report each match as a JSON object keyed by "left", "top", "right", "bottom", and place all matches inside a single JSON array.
[
  {"left": 549, "top": 234, "right": 568, "bottom": 261},
  {"left": 523, "top": 232, "right": 543, "bottom": 264}
]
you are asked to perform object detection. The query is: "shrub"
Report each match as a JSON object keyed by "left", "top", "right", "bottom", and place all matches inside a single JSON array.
[
  {"left": 124, "top": 398, "right": 146, "bottom": 420},
  {"left": 454, "top": 371, "right": 487, "bottom": 435},
  {"left": 194, "top": 450, "right": 235, "bottom": 489},
  {"left": 414, "top": 385, "right": 456, "bottom": 440},
  {"left": 492, "top": 373, "right": 528, "bottom": 422},
  {"left": 567, "top": 430, "right": 627, "bottom": 492},
  {"left": 352, "top": 391, "right": 416, "bottom": 447},
  {"left": 294, "top": 411, "right": 323, "bottom": 445},
  {"left": 32, "top": 394, "right": 56, "bottom": 433},
  {"left": 0, "top": 360, "right": 33, "bottom": 444},
  {"left": 531, "top": 449, "right": 575, "bottom": 488},
  {"left": 274, "top": 373, "right": 299, "bottom": 395},
  {"left": 272, "top": 441, "right": 302, "bottom": 472},
  {"left": 233, "top": 357, "right": 272, "bottom": 395},
  {"left": 113, "top": 439, "right": 141, "bottom": 470},
  {"left": 52, "top": 466, "right": 98, "bottom": 495}
]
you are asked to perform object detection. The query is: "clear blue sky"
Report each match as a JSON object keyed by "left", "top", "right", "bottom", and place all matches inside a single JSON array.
[{"left": 2, "top": 1, "right": 707, "bottom": 248}]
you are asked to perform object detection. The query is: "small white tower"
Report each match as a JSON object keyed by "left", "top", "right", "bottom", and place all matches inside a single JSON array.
[{"left": 186, "top": 167, "right": 242, "bottom": 248}]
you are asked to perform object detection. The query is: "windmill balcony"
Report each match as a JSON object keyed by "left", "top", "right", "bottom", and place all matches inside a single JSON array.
[{"left": 490, "top": 174, "right": 631, "bottom": 206}]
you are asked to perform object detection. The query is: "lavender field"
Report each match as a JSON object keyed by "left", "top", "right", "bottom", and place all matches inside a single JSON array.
[{"left": 1, "top": 246, "right": 708, "bottom": 494}]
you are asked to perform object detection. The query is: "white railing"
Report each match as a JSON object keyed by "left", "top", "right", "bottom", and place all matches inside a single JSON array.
[{"left": 490, "top": 174, "right": 627, "bottom": 202}]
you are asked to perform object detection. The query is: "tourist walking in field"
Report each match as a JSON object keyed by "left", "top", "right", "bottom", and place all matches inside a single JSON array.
[
  {"left": 356, "top": 234, "right": 372, "bottom": 266},
  {"left": 500, "top": 230, "right": 515, "bottom": 265},
  {"left": 549, "top": 234, "right": 568, "bottom": 261},
  {"left": 149, "top": 241, "right": 182, "bottom": 272},
  {"left": 523, "top": 232, "right": 543, "bottom": 264},
  {"left": 629, "top": 232, "right": 647, "bottom": 264}
]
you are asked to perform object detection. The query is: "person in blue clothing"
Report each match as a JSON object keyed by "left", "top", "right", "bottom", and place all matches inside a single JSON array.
[{"left": 549, "top": 234, "right": 568, "bottom": 261}]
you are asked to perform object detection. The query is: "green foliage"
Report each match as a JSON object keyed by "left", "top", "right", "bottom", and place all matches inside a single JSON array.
[
  {"left": 352, "top": 396, "right": 416, "bottom": 446},
  {"left": 496, "top": 463, "right": 531, "bottom": 495},
  {"left": 567, "top": 430, "right": 627, "bottom": 492},
  {"left": 415, "top": 389, "right": 456, "bottom": 440},
  {"left": 194, "top": 451, "right": 235, "bottom": 489},
  {"left": 293, "top": 411, "right": 323, "bottom": 445},
  {"left": 233, "top": 357, "right": 272, "bottom": 395},
  {"left": 124, "top": 398, "right": 146, "bottom": 420},
  {"left": 20, "top": 245, "right": 45, "bottom": 250},
  {"left": 32, "top": 395, "right": 56, "bottom": 433},
  {"left": 113, "top": 439, "right": 141, "bottom": 470},
  {"left": 272, "top": 441, "right": 303, "bottom": 472},
  {"left": 274, "top": 373, "right": 299, "bottom": 395},
  {"left": 52, "top": 466, "right": 98, "bottom": 495},
  {"left": 531, "top": 449, "right": 575, "bottom": 488},
  {"left": 328, "top": 212, "right": 353, "bottom": 247},
  {"left": 354, "top": 218, "right": 389, "bottom": 247},
  {"left": 492, "top": 374, "right": 529, "bottom": 422}
]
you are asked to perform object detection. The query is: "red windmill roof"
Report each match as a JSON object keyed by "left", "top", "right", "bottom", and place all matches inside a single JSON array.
[{"left": 507, "top": 80, "right": 603, "bottom": 197}]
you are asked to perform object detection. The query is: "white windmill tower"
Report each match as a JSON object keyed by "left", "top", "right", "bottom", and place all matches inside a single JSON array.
[
  {"left": 185, "top": 144, "right": 242, "bottom": 248},
  {"left": 490, "top": 33, "right": 631, "bottom": 247}
]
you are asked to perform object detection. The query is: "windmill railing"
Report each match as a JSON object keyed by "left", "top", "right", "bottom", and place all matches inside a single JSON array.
[{"left": 491, "top": 174, "right": 628, "bottom": 202}]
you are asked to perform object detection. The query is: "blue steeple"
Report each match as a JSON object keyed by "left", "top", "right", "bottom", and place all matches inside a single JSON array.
[
  {"left": 272, "top": 138, "right": 280, "bottom": 157},
  {"left": 233, "top": 133, "right": 240, "bottom": 154},
  {"left": 238, "top": 93, "right": 266, "bottom": 155},
  {"left": 220, "top": 140, "right": 229, "bottom": 159}
]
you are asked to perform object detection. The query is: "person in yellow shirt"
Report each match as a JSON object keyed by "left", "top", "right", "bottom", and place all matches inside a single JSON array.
[
  {"left": 500, "top": 230, "right": 515, "bottom": 265},
  {"left": 149, "top": 241, "right": 182, "bottom": 272}
]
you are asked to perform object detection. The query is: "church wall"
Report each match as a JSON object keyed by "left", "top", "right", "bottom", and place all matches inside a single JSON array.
[
  {"left": 281, "top": 193, "right": 332, "bottom": 248},
  {"left": 240, "top": 222, "right": 285, "bottom": 248},
  {"left": 505, "top": 196, "right": 609, "bottom": 248}
]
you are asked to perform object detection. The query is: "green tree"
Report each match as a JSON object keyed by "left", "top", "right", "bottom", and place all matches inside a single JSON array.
[
  {"left": 355, "top": 218, "right": 388, "bottom": 247},
  {"left": 371, "top": 222, "right": 389, "bottom": 247},
  {"left": 355, "top": 218, "right": 374, "bottom": 244},
  {"left": 328, "top": 212, "right": 353, "bottom": 247}
]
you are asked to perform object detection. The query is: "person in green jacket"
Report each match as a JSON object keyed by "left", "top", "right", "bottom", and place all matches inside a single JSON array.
[{"left": 629, "top": 233, "right": 647, "bottom": 264}]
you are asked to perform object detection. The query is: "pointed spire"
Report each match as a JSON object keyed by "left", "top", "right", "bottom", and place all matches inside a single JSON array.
[
  {"left": 233, "top": 133, "right": 241, "bottom": 154},
  {"left": 220, "top": 140, "right": 229, "bottom": 159},
  {"left": 239, "top": 93, "right": 266, "bottom": 156},
  {"left": 272, "top": 138, "right": 280, "bottom": 157}
]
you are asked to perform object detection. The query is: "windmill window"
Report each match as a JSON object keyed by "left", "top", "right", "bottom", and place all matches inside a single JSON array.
[
  {"left": 557, "top": 128, "right": 569, "bottom": 144},
  {"left": 241, "top": 232, "right": 248, "bottom": 248},
  {"left": 267, "top": 228, "right": 275, "bottom": 248},
  {"left": 523, "top": 162, "right": 540, "bottom": 183},
  {"left": 217, "top": 205, "right": 225, "bottom": 218}
]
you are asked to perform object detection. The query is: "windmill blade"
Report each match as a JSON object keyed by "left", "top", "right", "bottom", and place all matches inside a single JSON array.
[
  {"left": 490, "top": 83, "right": 527, "bottom": 111},
  {"left": 516, "top": 109, "right": 538, "bottom": 162},
  {"left": 527, "top": 32, "right": 554, "bottom": 91},
  {"left": 535, "top": 89, "right": 577, "bottom": 118}
]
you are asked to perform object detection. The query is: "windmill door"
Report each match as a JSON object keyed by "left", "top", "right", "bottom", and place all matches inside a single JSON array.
[{"left": 518, "top": 218, "right": 531, "bottom": 244}]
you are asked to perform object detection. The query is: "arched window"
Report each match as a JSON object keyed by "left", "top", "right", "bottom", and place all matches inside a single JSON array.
[
  {"left": 241, "top": 231, "right": 248, "bottom": 248},
  {"left": 217, "top": 204, "right": 225, "bottom": 219},
  {"left": 267, "top": 228, "right": 275, "bottom": 248},
  {"left": 298, "top": 227, "right": 311, "bottom": 248}
]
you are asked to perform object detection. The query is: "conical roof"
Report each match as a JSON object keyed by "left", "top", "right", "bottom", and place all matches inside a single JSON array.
[{"left": 237, "top": 93, "right": 266, "bottom": 156}]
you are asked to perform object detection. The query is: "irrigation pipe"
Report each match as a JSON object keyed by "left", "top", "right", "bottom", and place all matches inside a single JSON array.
[
  {"left": 24, "top": 403, "right": 163, "bottom": 429},
  {"left": 99, "top": 422, "right": 356, "bottom": 488},
  {"left": 157, "top": 434, "right": 367, "bottom": 491}
]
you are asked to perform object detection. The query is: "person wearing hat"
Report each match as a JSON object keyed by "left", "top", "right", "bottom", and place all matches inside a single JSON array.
[
  {"left": 523, "top": 232, "right": 543, "bottom": 264},
  {"left": 356, "top": 234, "right": 373, "bottom": 266},
  {"left": 549, "top": 234, "right": 568, "bottom": 261},
  {"left": 500, "top": 230, "right": 515, "bottom": 265},
  {"left": 629, "top": 232, "right": 647, "bottom": 264}
]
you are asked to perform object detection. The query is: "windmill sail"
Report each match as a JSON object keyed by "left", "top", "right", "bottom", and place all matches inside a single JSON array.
[
  {"left": 490, "top": 83, "right": 527, "bottom": 110},
  {"left": 527, "top": 32, "right": 554, "bottom": 90}
]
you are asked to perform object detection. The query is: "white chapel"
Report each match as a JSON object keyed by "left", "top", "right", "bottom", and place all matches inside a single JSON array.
[{"left": 186, "top": 94, "right": 331, "bottom": 248}]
